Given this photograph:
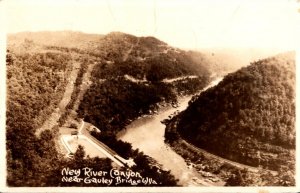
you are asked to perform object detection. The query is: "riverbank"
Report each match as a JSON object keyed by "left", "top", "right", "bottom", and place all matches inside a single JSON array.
[
  {"left": 164, "top": 107, "right": 281, "bottom": 186},
  {"left": 166, "top": 139, "right": 227, "bottom": 184},
  {"left": 163, "top": 74, "right": 284, "bottom": 186},
  {"left": 117, "top": 78, "right": 224, "bottom": 186}
]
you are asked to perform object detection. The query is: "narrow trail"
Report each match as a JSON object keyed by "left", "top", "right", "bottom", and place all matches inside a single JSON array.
[
  {"left": 35, "top": 62, "right": 80, "bottom": 136},
  {"left": 72, "top": 63, "right": 96, "bottom": 112}
]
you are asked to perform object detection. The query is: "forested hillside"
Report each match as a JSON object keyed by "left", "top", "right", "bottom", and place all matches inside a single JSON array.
[
  {"left": 166, "top": 52, "right": 295, "bottom": 173},
  {"left": 90, "top": 32, "right": 210, "bottom": 81},
  {"left": 6, "top": 35, "right": 118, "bottom": 185},
  {"left": 77, "top": 32, "right": 211, "bottom": 136},
  {"left": 6, "top": 42, "right": 71, "bottom": 185}
]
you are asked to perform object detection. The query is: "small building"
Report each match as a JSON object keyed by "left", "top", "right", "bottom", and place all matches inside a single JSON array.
[
  {"left": 71, "top": 131, "right": 78, "bottom": 135},
  {"left": 88, "top": 125, "right": 101, "bottom": 133}
]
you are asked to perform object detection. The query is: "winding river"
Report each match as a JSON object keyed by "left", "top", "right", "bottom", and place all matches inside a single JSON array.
[{"left": 117, "top": 77, "right": 223, "bottom": 186}]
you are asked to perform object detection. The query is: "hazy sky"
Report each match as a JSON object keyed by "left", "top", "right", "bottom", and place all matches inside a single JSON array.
[{"left": 4, "top": 0, "right": 300, "bottom": 49}]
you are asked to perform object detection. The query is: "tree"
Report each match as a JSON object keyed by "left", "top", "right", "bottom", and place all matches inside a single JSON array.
[
  {"left": 225, "top": 169, "right": 243, "bottom": 186},
  {"left": 73, "top": 145, "right": 86, "bottom": 167},
  {"left": 74, "top": 145, "right": 85, "bottom": 159}
]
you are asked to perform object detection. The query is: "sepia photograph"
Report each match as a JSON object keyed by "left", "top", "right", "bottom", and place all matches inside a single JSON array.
[{"left": 1, "top": 0, "right": 299, "bottom": 192}]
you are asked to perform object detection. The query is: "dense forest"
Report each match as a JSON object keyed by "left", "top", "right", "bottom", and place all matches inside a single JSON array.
[
  {"left": 90, "top": 32, "right": 211, "bottom": 81},
  {"left": 165, "top": 52, "right": 295, "bottom": 176},
  {"left": 6, "top": 43, "right": 71, "bottom": 185}
]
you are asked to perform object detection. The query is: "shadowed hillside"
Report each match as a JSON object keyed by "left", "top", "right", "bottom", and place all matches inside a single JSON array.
[{"left": 166, "top": 52, "right": 295, "bottom": 172}]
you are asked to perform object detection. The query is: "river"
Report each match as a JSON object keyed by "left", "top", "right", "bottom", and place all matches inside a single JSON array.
[{"left": 117, "top": 77, "right": 223, "bottom": 186}]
